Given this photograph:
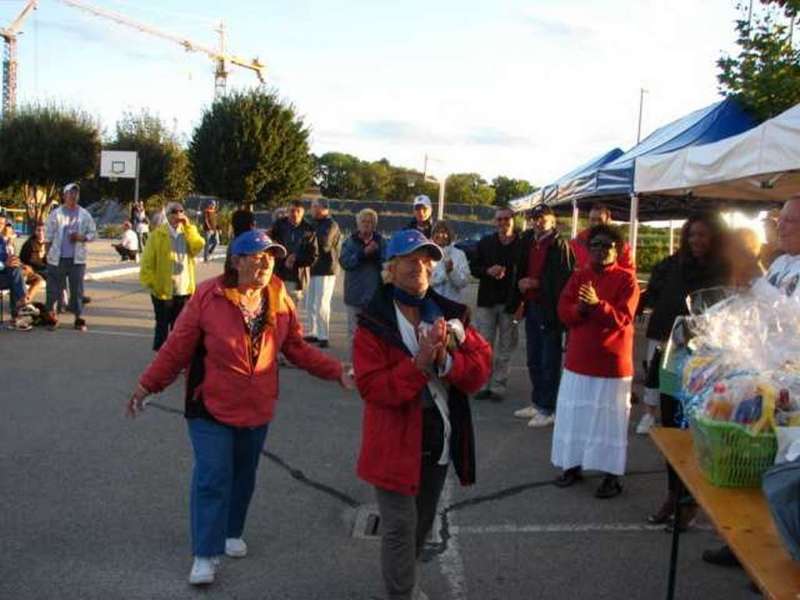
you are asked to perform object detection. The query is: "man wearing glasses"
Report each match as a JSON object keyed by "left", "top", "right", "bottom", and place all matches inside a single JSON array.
[
  {"left": 470, "top": 206, "right": 521, "bottom": 402},
  {"left": 140, "top": 202, "right": 205, "bottom": 350},
  {"left": 510, "top": 205, "right": 574, "bottom": 427}
]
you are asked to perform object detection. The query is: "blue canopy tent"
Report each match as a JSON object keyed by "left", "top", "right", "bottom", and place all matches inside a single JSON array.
[
  {"left": 508, "top": 147, "right": 624, "bottom": 217},
  {"left": 548, "top": 98, "right": 758, "bottom": 217},
  {"left": 545, "top": 98, "right": 758, "bottom": 256}
]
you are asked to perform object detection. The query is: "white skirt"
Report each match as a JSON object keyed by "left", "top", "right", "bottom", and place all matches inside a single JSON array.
[{"left": 551, "top": 369, "right": 632, "bottom": 476}]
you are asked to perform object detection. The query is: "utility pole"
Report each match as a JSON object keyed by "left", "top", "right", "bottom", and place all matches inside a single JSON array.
[{"left": 636, "top": 88, "right": 648, "bottom": 145}]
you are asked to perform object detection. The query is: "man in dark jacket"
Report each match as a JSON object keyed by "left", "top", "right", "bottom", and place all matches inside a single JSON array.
[
  {"left": 470, "top": 206, "right": 522, "bottom": 402},
  {"left": 510, "top": 205, "right": 574, "bottom": 426},
  {"left": 405, "top": 195, "right": 435, "bottom": 238},
  {"left": 269, "top": 199, "right": 318, "bottom": 306},
  {"left": 305, "top": 198, "right": 341, "bottom": 348}
]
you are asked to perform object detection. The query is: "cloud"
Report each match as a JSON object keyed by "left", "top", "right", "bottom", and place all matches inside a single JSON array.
[
  {"left": 519, "top": 15, "right": 594, "bottom": 39},
  {"left": 348, "top": 120, "right": 533, "bottom": 148},
  {"left": 467, "top": 128, "right": 531, "bottom": 147}
]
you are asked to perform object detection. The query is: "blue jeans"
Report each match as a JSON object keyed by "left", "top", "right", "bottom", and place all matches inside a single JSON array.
[
  {"left": 45, "top": 258, "right": 86, "bottom": 318},
  {"left": 524, "top": 302, "right": 563, "bottom": 416},
  {"left": 187, "top": 418, "right": 269, "bottom": 557},
  {"left": 0, "top": 266, "right": 26, "bottom": 316},
  {"left": 203, "top": 231, "right": 219, "bottom": 261}
]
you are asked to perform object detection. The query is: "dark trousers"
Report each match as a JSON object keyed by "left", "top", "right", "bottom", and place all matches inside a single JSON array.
[
  {"left": 187, "top": 418, "right": 269, "bottom": 557},
  {"left": 0, "top": 266, "right": 26, "bottom": 316},
  {"left": 375, "top": 463, "right": 448, "bottom": 600},
  {"left": 151, "top": 294, "right": 190, "bottom": 350},
  {"left": 524, "top": 301, "right": 563, "bottom": 415},
  {"left": 113, "top": 245, "right": 137, "bottom": 261},
  {"left": 661, "top": 393, "right": 696, "bottom": 504},
  {"left": 45, "top": 258, "right": 86, "bottom": 318}
]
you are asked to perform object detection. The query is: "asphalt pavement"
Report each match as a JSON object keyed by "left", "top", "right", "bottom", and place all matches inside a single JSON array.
[{"left": 0, "top": 246, "right": 756, "bottom": 599}]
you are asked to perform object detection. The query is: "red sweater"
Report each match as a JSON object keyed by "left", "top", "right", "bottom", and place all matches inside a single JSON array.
[
  {"left": 558, "top": 264, "right": 640, "bottom": 378},
  {"left": 571, "top": 229, "right": 635, "bottom": 272},
  {"left": 140, "top": 275, "right": 342, "bottom": 427}
]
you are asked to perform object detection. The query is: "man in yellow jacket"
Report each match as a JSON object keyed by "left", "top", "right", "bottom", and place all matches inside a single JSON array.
[{"left": 140, "top": 201, "right": 205, "bottom": 350}]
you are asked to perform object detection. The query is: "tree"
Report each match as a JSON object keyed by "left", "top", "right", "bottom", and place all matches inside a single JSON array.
[
  {"left": 492, "top": 176, "right": 536, "bottom": 205},
  {"left": 105, "top": 110, "right": 191, "bottom": 207},
  {"left": 446, "top": 173, "right": 496, "bottom": 205},
  {"left": 189, "top": 90, "right": 312, "bottom": 208},
  {"left": 315, "top": 152, "right": 366, "bottom": 198},
  {"left": 0, "top": 104, "right": 100, "bottom": 225},
  {"left": 718, "top": 1, "right": 800, "bottom": 119}
]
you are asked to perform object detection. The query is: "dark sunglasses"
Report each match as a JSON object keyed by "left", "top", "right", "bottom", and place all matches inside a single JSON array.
[{"left": 589, "top": 240, "right": 614, "bottom": 250}]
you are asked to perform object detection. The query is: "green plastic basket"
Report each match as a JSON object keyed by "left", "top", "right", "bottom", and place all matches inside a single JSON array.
[{"left": 689, "top": 415, "right": 777, "bottom": 488}]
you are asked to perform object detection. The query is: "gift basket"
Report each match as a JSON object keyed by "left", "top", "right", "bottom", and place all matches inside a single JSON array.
[{"left": 677, "top": 287, "right": 800, "bottom": 487}]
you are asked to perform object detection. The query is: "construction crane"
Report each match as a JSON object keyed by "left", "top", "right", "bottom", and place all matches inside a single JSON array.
[
  {"left": 58, "top": 0, "right": 266, "bottom": 98},
  {"left": 1, "top": 0, "right": 38, "bottom": 117}
]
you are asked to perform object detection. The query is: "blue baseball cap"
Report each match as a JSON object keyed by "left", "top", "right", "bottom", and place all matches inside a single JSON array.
[
  {"left": 230, "top": 229, "right": 287, "bottom": 258},
  {"left": 386, "top": 229, "right": 443, "bottom": 261}
]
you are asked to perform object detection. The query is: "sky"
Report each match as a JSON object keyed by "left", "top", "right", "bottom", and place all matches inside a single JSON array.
[{"left": 1, "top": 0, "right": 747, "bottom": 186}]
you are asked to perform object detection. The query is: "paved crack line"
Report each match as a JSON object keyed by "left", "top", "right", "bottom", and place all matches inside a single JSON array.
[{"left": 147, "top": 400, "right": 360, "bottom": 508}]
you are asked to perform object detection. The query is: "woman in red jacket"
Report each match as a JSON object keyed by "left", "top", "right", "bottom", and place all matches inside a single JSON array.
[
  {"left": 126, "top": 230, "right": 352, "bottom": 586},
  {"left": 353, "top": 229, "right": 491, "bottom": 600},
  {"left": 551, "top": 224, "right": 640, "bottom": 499}
]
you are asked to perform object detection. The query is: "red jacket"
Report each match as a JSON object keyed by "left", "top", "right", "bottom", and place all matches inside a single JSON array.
[
  {"left": 571, "top": 228, "right": 635, "bottom": 272},
  {"left": 140, "top": 275, "right": 342, "bottom": 427},
  {"left": 353, "top": 285, "right": 492, "bottom": 496},
  {"left": 558, "top": 264, "right": 640, "bottom": 378}
]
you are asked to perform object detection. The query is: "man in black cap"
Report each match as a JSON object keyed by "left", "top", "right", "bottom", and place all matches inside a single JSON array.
[
  {"left": 510, "top": 205, "right": 574, "bottom": 427},
  {"left": 305, "top": 198, "right": 341, "bottom": 348}
]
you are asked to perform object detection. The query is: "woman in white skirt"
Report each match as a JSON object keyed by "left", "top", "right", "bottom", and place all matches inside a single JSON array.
[{"left": 551, "top": 224, "right": 640, "bottom": 498}]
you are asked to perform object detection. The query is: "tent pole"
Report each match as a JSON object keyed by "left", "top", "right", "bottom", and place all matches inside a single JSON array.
[
  {"left": 571, "top": 199, "right": 579, "bottom": 239},
  {"left": 629, "top": 193, "right": 639, "bottom": 263},
  {"left": 668, "top": 220, "right": 675, "bottom": 254}
]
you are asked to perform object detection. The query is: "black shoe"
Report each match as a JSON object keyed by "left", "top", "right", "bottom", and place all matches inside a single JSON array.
[
  {"left": 489, "top": 391, "right": 504, "bottom": 403},
  {"left": 475, "top": 390, "right": 493, "bottom": 400},
  {"left": 74, "top": 318, "right": 87, "bottom": 332},
  {"left": 303, "top": 335, "right": 318, "bottom": 343},
  {"left": 554, "top": 467, "right": 583, "bottom": 488},
  {"left": 82, "top": 296, "right": 91, "bottom": 305},
  {"left": 317, "top": 339, "right": 329, "bottom": 349},
  {"left": 702, "top": 545, "right": 741, "bottom": 568},
  {"left": 664, "top": 504, "right": 698, "bottom": 533},
  {"left": 647, "top": 492, "right": 676, "bottom": 525},
  {"left": 595, "top": 475, "right": 623, "bottom": 499}
]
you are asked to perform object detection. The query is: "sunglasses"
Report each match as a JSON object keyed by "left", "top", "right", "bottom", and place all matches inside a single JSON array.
[
  {"left": 169, "top": 208, "right": 185, "bottom": 215},
  {"left": 589, "top": 241, "right": 614, "bottom": 250}
]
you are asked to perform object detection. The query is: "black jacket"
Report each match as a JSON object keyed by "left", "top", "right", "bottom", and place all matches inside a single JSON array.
[
  {"left": 269, "top": 217, "right": 318, "bottom": 287},
  {"left": 509, "top": 230, "right": 574, "bottom": 330},
  {"left": 310, "top": 215, "right": 341, "bottom": 277},
  {"left": 404, "top": 218, "right": 434, "bottom": 239},
  {"left": 470, "top": 232, "right": 522, "bottom": 309},
  {"left": 358, "top": 284, "right": 477, "bottom": 484},
  {"left": 643, "top": 254, "right": 730, "bottom": 342}
]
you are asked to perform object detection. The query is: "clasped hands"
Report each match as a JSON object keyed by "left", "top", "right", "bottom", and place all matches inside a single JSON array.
[
  {"left": 414, "top": 318, "right": 449, "bottom": 374},
  {"left": 577, "top": 282, "right": 600, "bottom": 314}
]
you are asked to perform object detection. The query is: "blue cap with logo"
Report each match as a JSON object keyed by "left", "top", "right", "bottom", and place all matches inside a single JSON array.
[
  {"left": 230, "top": 229, "right": 287, "bottom": 258},
  {"left": 385, "top": 229, "right": 443, "bottom": 261}
]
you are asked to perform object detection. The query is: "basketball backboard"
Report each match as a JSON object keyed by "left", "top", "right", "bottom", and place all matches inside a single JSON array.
[{"left": 100, "top": 151, "right": 138, "bottom": 179}]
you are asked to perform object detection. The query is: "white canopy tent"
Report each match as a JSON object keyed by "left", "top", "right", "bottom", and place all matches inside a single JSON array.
[{"left": 634, "top": 103, "right": 800, "bottom": 206}]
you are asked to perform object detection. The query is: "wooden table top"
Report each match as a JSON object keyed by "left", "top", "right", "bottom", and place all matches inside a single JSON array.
[{"left": 650, "top": 427, "right": 800, "bottom": 600}]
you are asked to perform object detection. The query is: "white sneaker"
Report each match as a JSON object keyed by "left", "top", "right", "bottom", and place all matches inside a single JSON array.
[
  {"left": 635, "top": 413, "right": 656, "bottom": 435},
  {"left": 513, "top": 406, "right": 538, "bottom": 419},
  {"left": 225, "top": 537, "right": 247, "bottom": 558},
  {"left": 17, "top": 303, "right": 40, "bottom": 317},
  {"left": 188, "top": 557, "right": 216, "bottom": 585},
  {"left": 527, "top": 413, "right": 555, "bottom": 428}
]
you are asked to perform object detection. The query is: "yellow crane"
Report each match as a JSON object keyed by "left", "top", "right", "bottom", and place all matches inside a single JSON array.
[
  {"left": 59, "top": 0, "right": 265, "bottom": 97},
  {"left": 1, "top": 0, "right": 38, "bottom": 116}
]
